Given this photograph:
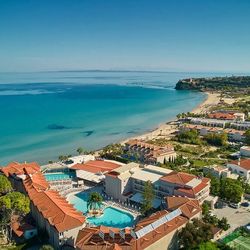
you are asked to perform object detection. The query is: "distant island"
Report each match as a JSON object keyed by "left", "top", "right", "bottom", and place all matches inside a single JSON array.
[{"left": 175, "top": 76, "right": 250, "bottom": 91}]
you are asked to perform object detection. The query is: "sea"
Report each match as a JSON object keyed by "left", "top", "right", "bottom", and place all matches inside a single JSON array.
[{"left": 0, "top": 71, "right": 229, "bottom": 165}]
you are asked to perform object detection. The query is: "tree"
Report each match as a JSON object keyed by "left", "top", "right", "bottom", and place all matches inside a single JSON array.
[
  {"left": 58, "top": 155, "right": 65, "bottom": 161},
  {"left": 87, "top": 192, "right": 103, "bottom": 212},
  {"left": 204, "top": 133, "right": 228, "bottom": 147},
  {"left": 0, "top": 175, "right": 12, "bottom": 194},
  {"left": 202, "top": 202, "right": 210, "bottom": 216},
  {"left": 177, "top": 129, "right": 202, "bottom": 145},
  {"left": 218, "top": 217, "right": 230, "bottom": 231},
  {"left": 58, "top": 155, "right": 68, "bottom": 162},
  {"left": 0, "top": 192, "right": 30, "bottom": 215},
  {"left": 178, "top": 218, "right": 213, "bottom": 249},
  {"left": 208, "top": 175, "right": 220, "bottom": 196},
  {"left": 198, "top": 242, "right": 219, "bottom": 250},
  {"left": 245, "top": 129, "right": 250, "bottom": 145},
  {"left": 220, "top": 178, "right": 243, "bottom": 203},
  {"left": 141, "top": 181, "right": 154, "bottom": 216},
  {"left": 0, "top": 191, "right": 30, "bottom": 242},
  {"left": 77, "top": 147, "right": 84, "bottom": 155}
]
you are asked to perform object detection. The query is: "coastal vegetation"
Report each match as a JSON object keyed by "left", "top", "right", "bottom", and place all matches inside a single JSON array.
[{"left": 176, "top": 76, "right": 250, "bottom": 91}]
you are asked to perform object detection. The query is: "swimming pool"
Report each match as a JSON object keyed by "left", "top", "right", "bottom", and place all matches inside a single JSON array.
[
  {"left": 44, "top": 172, "right": 75, "bottom": 181},
  {"left": 68, "top": 192, "right": 134, "bottom": 228}
]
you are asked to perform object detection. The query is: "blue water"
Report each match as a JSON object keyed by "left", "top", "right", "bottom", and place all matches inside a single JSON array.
[
  {"left": 44, "top": 172, "right": 75, "bottom": 181},
  {"left": 68, "top": 192, "right": 134, "bottom": 228},
  {"left": 0, "top": 71, "right": 214, "bottom": 165},
  {"left": 68, "top": 191, "right": 90, "bottom": 213},
  {"left": 88, "top": 207, "right": 134, "bottom": 228}
]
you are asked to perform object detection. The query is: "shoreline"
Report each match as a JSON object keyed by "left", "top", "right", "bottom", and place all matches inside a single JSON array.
[{"left": 119, "top": 91, "right": 221, "bottom": 144}]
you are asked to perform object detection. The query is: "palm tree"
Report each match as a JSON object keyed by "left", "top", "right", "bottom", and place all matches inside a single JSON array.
[
  {"left": 77, "top": 147, "right": 84, "bottom": 155},
  {"left": 87, "top": 192, "right": 103, "bottom": 212}
]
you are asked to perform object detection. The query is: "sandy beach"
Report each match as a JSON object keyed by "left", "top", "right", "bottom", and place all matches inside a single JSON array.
[{"left": 121, "top": 91, "right": 222, "bottom": 143}]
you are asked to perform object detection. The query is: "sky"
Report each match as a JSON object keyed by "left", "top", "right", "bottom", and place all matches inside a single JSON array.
[{"left": 0, "top": 0, "right": 250, "bottom": 73}]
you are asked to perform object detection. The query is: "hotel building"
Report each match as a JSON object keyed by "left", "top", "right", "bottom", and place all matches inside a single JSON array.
[
  {"left": 105, "top": 163, "right": 210, "bottom": 205},
  {"left": 124, "top": 139, "right": 176, "bottom": 164},
  {"left": 1, "top": 162, "right": 85, "bottom": 249},
  {"left": 75, "top": 196, "right": 202, "bottom": 250}
]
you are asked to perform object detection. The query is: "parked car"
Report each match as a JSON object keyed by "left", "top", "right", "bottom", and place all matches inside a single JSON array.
[
  {"left": 229, "top": 203, "right": 240, "bottom": 209},
  {"left": 241, "top": 202, "right": 249, "bottom": 207}
]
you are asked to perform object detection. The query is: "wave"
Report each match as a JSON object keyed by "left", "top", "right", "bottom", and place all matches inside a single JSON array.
[{"left": 0, "top": 89, "right": 64, "bottom": 96}]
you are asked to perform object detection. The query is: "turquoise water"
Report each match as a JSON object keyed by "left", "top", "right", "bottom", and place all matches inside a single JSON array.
[
  {"left": 69, "top": 191, "right": 90, "bottom": 213},
  {"left": 68, "top": 191, "right": 134, "bottom": 228},
  {"left": 88, "top": 207, "right": 134, "bottom": 228},
  {"left": 0, "top": 71, "right": 211, "bottom": 165},
  {"left": 44, "top": 172, "right": 75, "bottom": 181}
]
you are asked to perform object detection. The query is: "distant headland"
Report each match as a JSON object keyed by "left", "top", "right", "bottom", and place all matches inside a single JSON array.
[{"left": 175, "top": 76, "right": 250, "bottom": 91}]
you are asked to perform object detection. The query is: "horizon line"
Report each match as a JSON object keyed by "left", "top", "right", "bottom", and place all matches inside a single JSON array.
[{"left": 0, "top": 69, "right": 249, "bottom": 75}]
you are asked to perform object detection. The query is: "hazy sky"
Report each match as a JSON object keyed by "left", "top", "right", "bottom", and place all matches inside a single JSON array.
[{"left": 0, "top": 0, "right": 250, "bottom": 72}]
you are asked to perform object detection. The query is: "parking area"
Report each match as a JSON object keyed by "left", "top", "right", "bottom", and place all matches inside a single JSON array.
[{"left": 213, "top": 205, "right": 250, "bottom": 234}]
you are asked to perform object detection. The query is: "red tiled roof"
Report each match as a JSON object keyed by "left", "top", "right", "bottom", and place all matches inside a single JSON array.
[
  {"left": 230, "top": 159, "right": 250, "bottom": 171},
  {"left": 1, "top": 162, "right": 40, "bottom": 177},
  {"left": 26, "top": 187, "right": 85, "bottom": 232},
  {"left": 76, "top": 213, "right": 188, "bottom": 250},
  {"left": 208, "top": 112, "right": 235, "bottom": 120},
  {"left": 175, "top": 178, "right": 210, "bottom": 197},
  {"left": 165, "top": 196, "right": 201, "bottom": 219},
  {"left": 4, "top": 161, "right": 86, "bottom": 233},
  {"left": 160, "top": 171, "right": 195, "bottom": 185},
  {"left": 23, "top": 171, "right": 49, "bottom": 192},
  {"left": 126, "top": 139, "right": 175, "bottom": 158},
  {"left": 165, "top": 196, "right": 190, "bottom": 210},
  {"left": 71, "top": 160, "right": 121, "bottom": 173}
]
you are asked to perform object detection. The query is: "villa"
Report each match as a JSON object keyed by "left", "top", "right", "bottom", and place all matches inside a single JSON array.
[
  {"left": 227, "top": 159, "right": 250, "bottom": 180},
  {"left": 105, "top": 163, "right": 210, "bottom": 204},
  {"left": 75, "top": 196, "right": 202, "bottom": 250},
  {"left": 124, "top": 139, "right": 176, "bottom": 164},
  {"left": 203, "top": 165, "right": 238, "bottom": 179}
]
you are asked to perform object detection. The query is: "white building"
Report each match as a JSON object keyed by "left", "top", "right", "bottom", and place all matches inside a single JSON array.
[
  {"left": 240, "top": 146, "right": 250, "bottom": 158},
  {"left": 227, "top": 159, "right": 250, "bottom": 180},
  {"left": 105, "top": 163, "right": 210, "bottom": 205}
]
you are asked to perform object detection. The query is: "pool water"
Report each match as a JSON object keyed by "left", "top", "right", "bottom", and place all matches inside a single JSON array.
[
  {"left": 68, "top": 192, "right": 134, "bottom": 228},
  {"left": 88, "top": 207, "right": 134, "bottom": 228},
  {"left": 44, "top": 172, "right": 75, "bottom": 181}
]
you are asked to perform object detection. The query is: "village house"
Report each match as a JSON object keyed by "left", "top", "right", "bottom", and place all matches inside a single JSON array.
[{"left": 227, "top": 159, "right": 250, "bottom": 180}]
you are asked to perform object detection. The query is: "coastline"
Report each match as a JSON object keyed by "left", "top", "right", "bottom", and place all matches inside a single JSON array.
[{"left": 119, "top": 91, "right": 220, "bottom": 144}]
